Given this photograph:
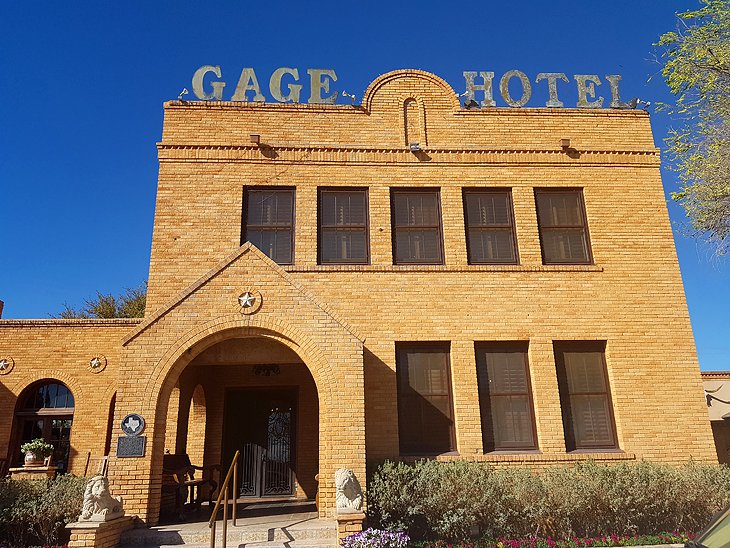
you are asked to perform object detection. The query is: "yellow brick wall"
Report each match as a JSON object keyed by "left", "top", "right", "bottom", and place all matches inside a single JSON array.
[
  {"left": 0, "top": 70, "right": 716, "bottom": 528},
  {"left": 0, "top": 320, "right": 138, "bottom": 474}
]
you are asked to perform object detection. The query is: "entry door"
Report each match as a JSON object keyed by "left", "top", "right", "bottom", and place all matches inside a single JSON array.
[{"left": 223, "top": 389, "right": 296, "bottom": 498}]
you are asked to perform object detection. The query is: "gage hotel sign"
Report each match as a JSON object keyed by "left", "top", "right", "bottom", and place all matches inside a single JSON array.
[{"left": 191, "top": 65, "right": 636, "bottom": 108}]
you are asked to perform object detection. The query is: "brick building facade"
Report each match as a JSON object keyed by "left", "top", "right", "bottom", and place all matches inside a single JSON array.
[{"left": 0, "top": 69, "right": 716, "bottom": 526}]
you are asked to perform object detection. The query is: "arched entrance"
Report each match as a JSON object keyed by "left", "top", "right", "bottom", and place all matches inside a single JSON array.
[
  {"left": 10, "top": 380, "right": 75, "bottom": 473},
  {"left": 115, "top": 303, "right": 365, "bottom": 525},
  {"left": 159, "top": 335, "right": 319, "bottom": 519}
]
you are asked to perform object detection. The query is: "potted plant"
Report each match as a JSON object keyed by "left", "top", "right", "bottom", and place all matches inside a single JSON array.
[{"left": 20, "top": 438, "right": 55, "bottom": 467}]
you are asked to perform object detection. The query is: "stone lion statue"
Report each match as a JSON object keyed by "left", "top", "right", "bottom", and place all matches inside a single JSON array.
[
  {"left": 335, "top": 468, "right": 363, "bottom": 513},
  {"left": 79, "top": 475, "right": 125, "bottom": 522}
]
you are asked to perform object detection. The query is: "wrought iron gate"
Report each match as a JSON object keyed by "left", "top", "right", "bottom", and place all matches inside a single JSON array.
[{"left": 225, "top": 391, "right": 295, "bottom": 498}]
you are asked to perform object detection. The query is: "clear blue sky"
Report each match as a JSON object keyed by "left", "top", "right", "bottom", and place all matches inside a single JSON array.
[{"left": 0, "top": 1, "right": 727, "bottom": 370}]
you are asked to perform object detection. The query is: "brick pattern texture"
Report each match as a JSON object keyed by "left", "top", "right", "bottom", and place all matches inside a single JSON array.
[{"left": 0, "top": 69, "right": 716, "bottom": 529}]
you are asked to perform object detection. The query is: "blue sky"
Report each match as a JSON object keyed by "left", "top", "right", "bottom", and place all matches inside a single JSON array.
[{"left": 0, "top": 1, "right": 727, "bottom": 370}]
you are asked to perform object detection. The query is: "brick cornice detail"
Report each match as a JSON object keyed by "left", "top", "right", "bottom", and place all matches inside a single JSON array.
[
  {"left": 0, "top": 318, "right": 141, "bottom": 328},
  {"left": 157, "top": 144, "right": 660, "bottom": 166}
]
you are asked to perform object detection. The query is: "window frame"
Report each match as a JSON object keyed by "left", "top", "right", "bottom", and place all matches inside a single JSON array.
[
  {"left": 462, "top": 188, "right": 519, "bottom": 265},
  {"left": 534, "top": 188, "right": 593, "bottom": 265},
  {"left": 10, "top": 380, "right": 75, "bottom": 473},
  {"left": 390, "top": 188, "right": 445, "bottom": 265},
  {"left": 241, "top": 186, "right": 296, "bottom": 265},
  {"left": 317, "top": 187, "right": 371, "bottom": 265},
  {"left": 475, "top": 342, "right": 538, "bottom": 452},
  {"left": 396, "top": 342, "right": 456, "bottom": 455},
  {"left": 554, "top": 341, "right": 619, "bottom": 451}
]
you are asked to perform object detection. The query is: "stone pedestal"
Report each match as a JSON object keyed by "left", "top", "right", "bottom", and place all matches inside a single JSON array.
[
  {"left": 9, "top": 466, "right": 57, "bottom": 480},
  {"left": 336, "top": 512, "right": 365, "bottom": 546},
  {"left": 66, "top": 515, "right": 134, "bottom": 548}
]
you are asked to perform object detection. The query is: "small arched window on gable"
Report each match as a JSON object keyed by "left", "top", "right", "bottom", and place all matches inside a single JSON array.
[{"left": 12, "top": 381, "right": 75, "bottom": 472}]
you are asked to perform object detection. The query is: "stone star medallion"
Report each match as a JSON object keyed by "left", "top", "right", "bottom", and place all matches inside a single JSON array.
[
  {"left": 88, "top": 355, "right": 107, "bottom": 374},
  {"left": 0, "top": 357, "right": 14, "bottom": 375},
  {"left": 238, "top": 289, "right": 263, "bottom": 315},
  {"left": 239, "top": 292, "right": 256, "bottom": 308}
]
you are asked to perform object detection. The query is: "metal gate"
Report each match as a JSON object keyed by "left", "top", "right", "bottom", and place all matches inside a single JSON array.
[{"left": 225, "top": 391, "right": 295, "bottom": 498}]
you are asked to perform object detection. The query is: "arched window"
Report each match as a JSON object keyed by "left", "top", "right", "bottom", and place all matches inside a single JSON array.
[{"left": 13, "top": 381, "right": 75, "bottom": 472}]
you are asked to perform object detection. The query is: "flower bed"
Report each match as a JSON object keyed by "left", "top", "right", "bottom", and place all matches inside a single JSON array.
[{"left": 411, "top": 532, "right": 692, "bottom": 547}]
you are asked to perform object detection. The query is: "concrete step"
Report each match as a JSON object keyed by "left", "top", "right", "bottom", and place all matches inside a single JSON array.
[{"left": 121, "top": 518, "right": 337, "bottom": 547}]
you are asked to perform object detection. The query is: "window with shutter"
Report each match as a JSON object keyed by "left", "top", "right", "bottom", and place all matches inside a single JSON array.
[
  {"left": 396, "top": 343, "right": 455, "bottom": 454},
  {"left": 554, "top": 341, "right": 618, "bottom": 450},
  {"left": 535, "top": 189, "right": 592, "bottom": 264},
  {"left": 243, "top": 188, "right": 295, "bottom": 264},
  {"left": 318, "top": 189, "right": 369, "bottom": 264},
  {"left": 463, "top": 190, "right": 518, "bottom": 264},
  {"left": 475, "top": 342, "right": 536, "bottom": 451},
  {"left": 391, "top": 189, "right": 444, "bottom": 264}
]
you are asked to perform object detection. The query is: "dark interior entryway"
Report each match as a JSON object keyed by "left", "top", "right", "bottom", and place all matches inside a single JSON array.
[{"left": 223, "top": 388, "right": 297, "bottom": 498}]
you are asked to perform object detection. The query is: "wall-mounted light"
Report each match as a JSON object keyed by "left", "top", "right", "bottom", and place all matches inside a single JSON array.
[
  {"left": 250, "top": 134, "right": 261, "bottom": 145},
  {"left": 409, "top": 142, "right": 422, "bottom": 153},
  {"left": 560, "top": 138, "right": 571, "bottom": 150}
]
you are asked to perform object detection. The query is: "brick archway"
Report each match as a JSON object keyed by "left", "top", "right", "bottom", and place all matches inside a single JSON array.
[{"left": 114, "top": 313, "right": 363, "bottom": 525}]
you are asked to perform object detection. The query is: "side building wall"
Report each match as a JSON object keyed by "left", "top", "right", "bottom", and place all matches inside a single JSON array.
[{"left": 0, "top": 320, "right": 139, "bottom": 475}]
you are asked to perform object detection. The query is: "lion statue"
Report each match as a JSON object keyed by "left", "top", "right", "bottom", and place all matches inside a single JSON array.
[
  {"left": 79, "top": 475, "right": 125, "bottom": 522},
  {"left": 335, "top": 468, "right": 363, "bottom": 513}
]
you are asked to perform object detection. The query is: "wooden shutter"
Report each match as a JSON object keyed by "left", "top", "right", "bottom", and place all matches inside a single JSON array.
[
  {"left": 243, "top": 188, "right": 295, "bottom": 264},
  {"left": 391, "top": 190, "right": 444, "bottom": 264},
  {"left": 396, "top": 343, "right": 454, "bottom": 454},
  {"left": 463, "top": 190, "right": 518, "bottom": 264},
  {"left": 535, "top": 190, "right": 592, "bottom": 264},
  {"left": 554, "top": 342, "right": 617, "bottom": 450},
  {"left": 319, "top": 189, "right": 369, "bottom": 264},
  {"left": 476, "top": 343, "right": 536, "bottom": 451}
]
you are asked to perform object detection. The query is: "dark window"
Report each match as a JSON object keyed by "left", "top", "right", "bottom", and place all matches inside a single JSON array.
[
  {"left": 318, "top": 189, "right": 369, "bottom": 264},
  {"left": 396, "top": 343, "right": 454, "bottom": 454},
  {"left": 535, "top": 189, "right": 592, "bottom": 264},
  {"left": 13, "top": 381, "right": 75, "bottom": 473},
  {"left": 463, "top": 190, "right": 518, "bottom": 264},
  {"left": 554, "top": 342, "right": 618, "bottom": 450},
  {"left": 476, "top": 342, "right": 537, "bottom": 451},
  {"left": 391, "top": 189, "right": 444, "bottom": 264},
  {"left": 243, "top": 188, "right": 295, "bottom": 264}
]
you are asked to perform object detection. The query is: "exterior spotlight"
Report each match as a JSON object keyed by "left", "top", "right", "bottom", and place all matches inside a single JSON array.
[
  {"left": 250, "top": 134, "right": 261, "bottom": 145},
  {"left": 177, "top": 88, "right": 189, "bottom": 101},
  {"left": 409, "top": 143, "right": 421, "bottom": 153},
  {"left": 342, "top": 91, "right": 357, "bottom": 104},
  {"left": 560, "top": 138, "right": 571, "bottom": 149}
]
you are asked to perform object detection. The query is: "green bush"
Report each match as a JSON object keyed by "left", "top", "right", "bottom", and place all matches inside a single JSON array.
[
  {"left": 367, "top": 459, "right": 730, "bottom": 542},
  {"left": 0, "top": 475, "right": 86, "bottom": 548}
]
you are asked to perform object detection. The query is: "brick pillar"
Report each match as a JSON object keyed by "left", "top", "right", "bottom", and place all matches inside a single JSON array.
[
  {"left": 66, "top": 516, "right": 134, "bottom": 548},
  {"left": 336, "top": 512, "right": 365, "bottom": 546}
]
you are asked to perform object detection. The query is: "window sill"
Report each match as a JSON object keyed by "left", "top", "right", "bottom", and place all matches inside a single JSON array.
[
  {"left": 432, "top": 451, "right": 635, "bottom": 464},
  {"left": 285, "top": 264, "right": 604, "bottom": 273}
]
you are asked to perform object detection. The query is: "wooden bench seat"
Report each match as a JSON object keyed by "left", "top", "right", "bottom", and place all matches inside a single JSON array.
[{"left": 162, "top": 453, "right": 219, "bottom": 519}]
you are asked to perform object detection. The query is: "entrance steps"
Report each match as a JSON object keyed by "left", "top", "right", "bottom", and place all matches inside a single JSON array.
[{"left": 120, "top": 501, "right": 337, "bottom": 548}]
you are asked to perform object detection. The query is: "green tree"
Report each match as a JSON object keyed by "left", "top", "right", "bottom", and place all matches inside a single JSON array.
[
  {"left": 57, "top": 281, "right": 147, "bottom": 319},
  {"left": 657, "top": 0, "right": 730, "bottom": 254}
]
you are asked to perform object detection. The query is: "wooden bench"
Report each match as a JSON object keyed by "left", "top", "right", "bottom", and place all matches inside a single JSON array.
[{"left": 162, "top": 454, "right": 220, "bottom": 519}]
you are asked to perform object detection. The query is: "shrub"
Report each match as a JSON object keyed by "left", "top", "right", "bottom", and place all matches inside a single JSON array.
[
  {"left": 0, "top": 475, "right": 86, "bottom": 548},
  {"left": 367, "top": 459, "right": 730, "bottom": 542}
]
